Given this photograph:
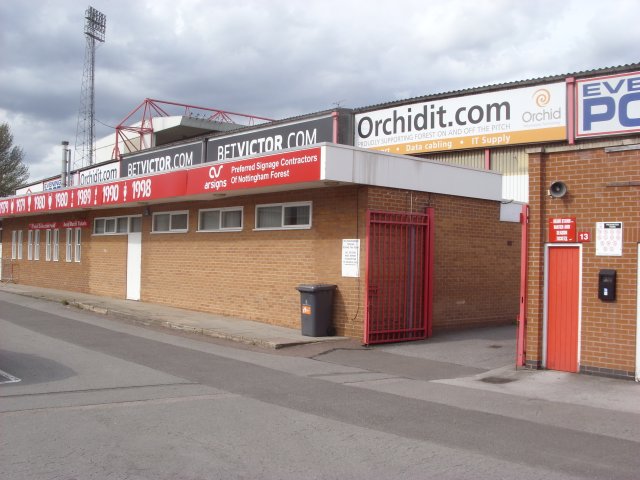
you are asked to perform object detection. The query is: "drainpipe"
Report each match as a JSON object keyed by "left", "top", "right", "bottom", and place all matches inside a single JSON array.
[
  {"left": 566, "top": 77, "right": 576, "bottom": 145},
  {"left": 516, "top": 204, "right": 529, "bottom": 367}
]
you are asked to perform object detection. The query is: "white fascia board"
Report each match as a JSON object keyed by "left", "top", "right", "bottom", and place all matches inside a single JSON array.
[
  {"left": 322, "top": 144, "right": 502, "bottom": 201},
  {"left": 152, "top": 116, "right": 183, "bottom": 131}
]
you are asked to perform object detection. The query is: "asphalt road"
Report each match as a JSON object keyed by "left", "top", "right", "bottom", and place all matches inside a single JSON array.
[{"left": 1, "top": 292, "right": 639, "bottom": 480}]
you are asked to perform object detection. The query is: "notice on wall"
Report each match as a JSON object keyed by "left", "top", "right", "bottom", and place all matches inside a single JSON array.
[
  {"left": 596, "top": 222, "right": 623, "bottom": 256},
  {"left": 548, "top": 217, "right": 576, "bottom": 242},
  {"left": 342, "top": 239, "right": 360, "bottom": 277}
]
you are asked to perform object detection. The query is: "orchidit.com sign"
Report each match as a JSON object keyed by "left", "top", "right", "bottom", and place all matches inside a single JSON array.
[{"left": 355, "top": 82, "right": 567, "bottom": 155}]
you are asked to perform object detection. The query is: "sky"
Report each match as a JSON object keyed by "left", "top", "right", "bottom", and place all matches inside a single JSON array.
[{"left": 1, "top": 0, "right": 639, "bottom": 183}]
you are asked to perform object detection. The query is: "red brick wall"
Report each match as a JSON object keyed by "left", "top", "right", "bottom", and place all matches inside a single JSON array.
[
  {"left": 527, "top": 146, "right": 639, "bottom": 377},
  {"left": 140, "top": 187, "right": 365, "bottom": 338},
  {"left": 1, "top": 216, "right": 91, "bottom": 293},
  {"left": 2, "top": 185, "right": 520, "bottom": 340},
  {"left": 366, "top": 188, "right": 521, "bottom": 332}
]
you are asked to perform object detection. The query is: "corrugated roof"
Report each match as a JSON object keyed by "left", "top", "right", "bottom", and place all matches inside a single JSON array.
[{"left": 353, "top": 62, "right": 640, "bottom": 113}]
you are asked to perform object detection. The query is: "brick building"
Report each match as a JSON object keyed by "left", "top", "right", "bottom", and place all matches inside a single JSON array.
[
  {"left": 347, "top": 65, "right": 640, "bottom": 379},
  {"left": 0, "top": 143, "right": 520, "bottom": 343},
  {"left": 2, "top": 64, "right": 639, "bottom": 380},
  {"left": 525, "top": 139, "right": 640, "bottom": 379}
]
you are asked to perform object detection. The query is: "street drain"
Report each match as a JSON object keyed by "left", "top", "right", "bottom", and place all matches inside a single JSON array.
[
  {"left": 0, "top": 369, "right": 21, "bottom": 384},
  {"left": 487, "top": 345, "right": 503, "bottom": 349},
  {"left": 480, "top": 376, "right": 515, "bottom": 384}
]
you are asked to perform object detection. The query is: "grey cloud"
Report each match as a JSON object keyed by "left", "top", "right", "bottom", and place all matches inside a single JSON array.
[{"left": 2, "top": 0, "right": 640, "bottom": 183}]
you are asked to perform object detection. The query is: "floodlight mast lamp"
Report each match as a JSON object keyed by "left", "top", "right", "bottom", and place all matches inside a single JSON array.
[
  {"left": 86, "top": 7, "right": 106, "bottom": 42},
  {"left": 74, "top": 6, "right": 106, "bottom": 170}
]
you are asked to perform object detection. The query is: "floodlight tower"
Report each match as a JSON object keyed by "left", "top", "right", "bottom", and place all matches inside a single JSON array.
[{"left": 74, "top": 6, "right": 106, "bottom": 169}]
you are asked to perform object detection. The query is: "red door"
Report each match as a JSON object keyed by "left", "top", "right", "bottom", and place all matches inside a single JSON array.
[{"left": 546, "top": 246, "right": 580, "bottom": 372}]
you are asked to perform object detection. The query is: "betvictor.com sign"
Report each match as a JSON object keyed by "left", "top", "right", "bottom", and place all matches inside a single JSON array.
[
  {"left": 121, "top": 141, "right": 204, "bottom": 177},
  {"left": 207, "top": 116, "right": 333, "bottom": 162}
]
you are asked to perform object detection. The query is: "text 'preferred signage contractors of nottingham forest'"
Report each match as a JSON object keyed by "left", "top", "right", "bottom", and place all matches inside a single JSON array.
[
  {"left": 207, "top": 117, "right": 333, "bottom": 162},
  {"left": 121, "top": 141, "right": 204, "bottom": 178},
  {"left": 187, "top": 148, "right": 321, "bottom": 195},
  {"left": 355, "top": 83, "right": 566, "bottom": 155},
  {"left": 576, "top": 71, "right": 640, "bottom": 137}
]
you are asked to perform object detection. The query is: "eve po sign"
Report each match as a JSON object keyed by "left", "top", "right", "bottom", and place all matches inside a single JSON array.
[{"left": 549, "top": 217, "right": 576, "bottom": 242}]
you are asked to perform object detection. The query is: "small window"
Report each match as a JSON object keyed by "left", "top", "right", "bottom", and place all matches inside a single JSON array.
[
  {"left": 284, "top": 204, "right": 310, "bottom": 227},
  {"left": 27, "top": 230, "right": 33, "bottom": 260},
  {"left": 198, "top": 207, "right": 243, "bottom": 232},
  {"left": 129, "top": 216, "right": 142, "bottom": 233},
  {"left": 94, "top": 216, "right": 137, "bottom": 235},
  {"left": 152, "top": 211, "right": 188, "bottom": 233},
  {"left": 34, "top": 230, "right": 40, "bottom": 261},
  {"left": 105, "top": 218, "right": 116, "bottom": 234},
  {"left": 45, "top": 229, "right": 52, "bottom": 261},
  {"left": 11, "top": 230, "right": 17, "bottom": 259},
  {"left": 153, "top": 213, "right": 170, "bottom": 232},
  {"left": 94, "top": 218, "right": 105, "bottom": 234},
  {"left": 255, "top": 202, "right": 312, "bottom": 230},
  {"left": 171, "top": 213, "right": 188, "bottom": 231},
  {"left": 17, "top": 230, "right": 23, "bottom": 260},
  {"left": 74, "top": 228, "right": 81, "bottom": 262},
  {"left": 53, "top": 229, "right": 60, "bottom": 262},
  {"left": 256, "top": 206, "right": 282, "bottom": 229},
  {"left": 65, "top": 228, "right": 73, "bottom": 262},
  {"left": 116, "top": 217, "right": 129, "bottom": 233}
]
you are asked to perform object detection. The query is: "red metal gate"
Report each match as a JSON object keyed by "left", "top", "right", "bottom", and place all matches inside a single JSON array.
[{"left": 364, "top": 209, "right": 434, "bottom": 344}]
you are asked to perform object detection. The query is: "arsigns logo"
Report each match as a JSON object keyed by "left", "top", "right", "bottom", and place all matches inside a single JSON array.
[
  {"left": 208, "top": 165, "right": 224, "bottom": 179},
  {"left": 205, "top": 164, "right": 227, "bottom": 191}
]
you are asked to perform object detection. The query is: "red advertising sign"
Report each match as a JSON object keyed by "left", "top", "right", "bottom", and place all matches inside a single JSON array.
[
  {"left": 185, "top": 148, "right": 321, "bottom": 195},
  {"left": 0, "top": 148, "right": 322, "bottom": 217},
  {"left": 549, "top": 217, "right": 576, "bottom": 242},
  {"left": 99, "top": 170, "right": 188, "bottom": 206}
]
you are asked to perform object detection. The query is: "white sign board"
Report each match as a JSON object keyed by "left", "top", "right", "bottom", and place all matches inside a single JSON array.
[
  {"left": 15, "top": 183, "right": 44, "bottom": 196},
  {"left": 355, "top": 82, "right": 566, "bottom": 155},
  {"left": 341, "top": 239, "right": 360, "bottom": 277},
  {"left": 576, "top": 71, "right": 640, "bottom": 138},
  {"left": 596, "top": 222, "right": 623, "bottom": 256},
  {"left": 71, "top": 161, "right": 120, "bottom": 186}
]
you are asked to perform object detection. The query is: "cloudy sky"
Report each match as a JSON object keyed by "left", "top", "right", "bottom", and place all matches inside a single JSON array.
[{"left": 1, "top": 0, "right": 638, "bottom": 182}]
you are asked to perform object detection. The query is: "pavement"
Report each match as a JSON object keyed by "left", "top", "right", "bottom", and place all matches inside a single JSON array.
[
  {"left": 0, "top": 281, "right": 345, "bottom": 349},
  {"left": 1, "top": 281, "right": 638, "bottom": 416}
]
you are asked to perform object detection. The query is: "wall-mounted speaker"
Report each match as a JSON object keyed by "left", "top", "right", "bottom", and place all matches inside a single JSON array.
[{"left": 548, "top": 181, "right": 567, "bottom": 198}]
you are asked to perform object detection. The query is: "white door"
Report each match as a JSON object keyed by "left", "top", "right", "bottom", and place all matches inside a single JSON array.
[{"left": 126, "top": 231, "right": 142, "bottom": 301}]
